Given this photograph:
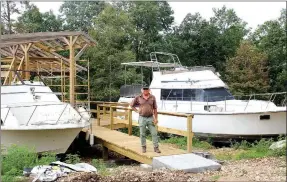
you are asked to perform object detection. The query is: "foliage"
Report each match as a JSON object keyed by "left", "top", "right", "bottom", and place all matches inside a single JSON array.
[
  {"left": 216, "top": 136, "right": 287, "bottom": 161},
  {"left": 65, "top": 153, "right": 81, "bottom": 164},
  {"left": 92, "top": 159, "right": 115, "bottom": 176},
  {"left": 0, "top": 1, "right": 29, "bottom": 34},
  {"left": 225, "top": 41, "right": 269, "bottom": 95},
  {"left": 59, "top": 1, "right": 106, "bottom": 32},
  {"left": 86, "top": 4, "right": 141, "bottom": 101},
  {"left": 15, "top": 4, "right": 63, "bottom": 33},
  {"left": 1, "top": 145, "right": 56, "bottom": 182},
  {"left": 250, "top": 9, "right": 286, "bottom": 93},
  {"left": 161, "top": 136, "right": 214, "bottom": 150}
]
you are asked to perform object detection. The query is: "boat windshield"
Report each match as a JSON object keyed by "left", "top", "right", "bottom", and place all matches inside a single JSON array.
[
  {"left": 203, "top": 88, "right": 234, "bottom": 102},
  {"left": 161, "top": 87, "right": 234, "bottom": 102}
]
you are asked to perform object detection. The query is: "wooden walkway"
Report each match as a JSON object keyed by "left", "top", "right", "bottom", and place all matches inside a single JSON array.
[
  {"left": 89, "top": 125, "right": 187, "bottom": 164},
  {"left": 83, "top": 104, "right": 194, "bottom": 164}
]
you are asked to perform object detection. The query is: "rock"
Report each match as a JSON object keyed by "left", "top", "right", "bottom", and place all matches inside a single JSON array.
[
  {"left": 140, "top": 164, "right": 153, "bottom": 171},
  {"left": 269, "top": 140, "right": 286, "bottom": 150}
]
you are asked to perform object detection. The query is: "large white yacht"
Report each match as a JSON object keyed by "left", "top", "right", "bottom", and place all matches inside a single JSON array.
[
  {"left": 118, "top": 52, "right": 286, "bottom": 140},
  {"left": 1, "top": 73, "right": 90, "bottom": 154}
]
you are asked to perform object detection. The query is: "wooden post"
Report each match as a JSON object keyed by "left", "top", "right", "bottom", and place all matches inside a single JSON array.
[
  {"left": 128, "top": 108, "right": 132, "bottom": 136},
  {"left": 187, "top": 115, "right": 193, "bottom": 152},
  {"left": 102, "top": 146, "right": 108, "bottom": 161},
  {"left": 61, "top": 59, "right": 64, "bottom": 102},
  {"left": 97, "top": 105, "right": 101, "bottom": 126},
  {"left": 20, "top": 43, "right": 32, "bottom": 80},
  {"left": 103, "top": 106, "right": 106, "bottom": 116},
  {"left": 110, "top": 107, "right": 114, "bottom": 130},
  {"left": 69, "top": 36, "right": 75, "bottom": 107}
]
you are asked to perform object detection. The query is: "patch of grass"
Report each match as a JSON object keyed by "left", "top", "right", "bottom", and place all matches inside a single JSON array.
[
  {"left": 65, "top": 153, "right": 81, "bottom": 164},
  {"left": 161, "top": 136, "right": 214, "bottom": 150},
  {"left": 210, "top": 175, "right": 221, "bottom": 181},
  {"left": 216, "top": 137, "right": 286, "bottom": 161},
  {"left": 1, "top": 145, "right": 57, "bottom": 182},
  {"left": 92, "top": 159, "right": 116, "bottom": 176}
]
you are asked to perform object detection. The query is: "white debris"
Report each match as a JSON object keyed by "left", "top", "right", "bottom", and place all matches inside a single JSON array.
[
  {"left": 28, "top": 161, "right": 97, "bottom": 182},
  {"left": 269, "top": 140, "right": 286, "bottom": 150}
]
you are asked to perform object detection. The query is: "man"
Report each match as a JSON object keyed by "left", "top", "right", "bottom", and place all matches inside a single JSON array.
[{"left": 130, "top": 86, "right": 161, "bottom": 153}]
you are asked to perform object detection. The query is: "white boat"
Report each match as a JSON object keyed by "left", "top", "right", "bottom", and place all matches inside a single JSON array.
[
  {"left": 1, "top": 77, "right": 91, "bottom": 154},
  {"left": 118, "top": 52, "right": 286, "bottom": 140}
]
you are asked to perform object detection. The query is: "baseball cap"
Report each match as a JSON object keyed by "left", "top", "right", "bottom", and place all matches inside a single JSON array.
[{"left": 142, "top": 85, "right": 149, "bottom": 90}]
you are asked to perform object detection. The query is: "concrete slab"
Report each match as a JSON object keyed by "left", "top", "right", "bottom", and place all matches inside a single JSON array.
[{"left": 152, "top": 153, "right": 221, "bottom": 173}]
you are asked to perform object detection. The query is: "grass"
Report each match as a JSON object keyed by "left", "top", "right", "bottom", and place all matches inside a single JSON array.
[
  {"left": 64, "top": 153, "right": 81, "bottom": 164},
  {"left": 1, "top": 145, "right": 57, "bottom": 182},
  {"left": 215, "top": 136, "right": 286, "bottom": 161},
  {"left": 161, "top": 136, "right": 214, "bottom": 150},
  {"left": 92, "top": 159, "right": 117, "bottom": 176},
  {"left": 210, "top": 175, "right": 221, "bottom": 181}
]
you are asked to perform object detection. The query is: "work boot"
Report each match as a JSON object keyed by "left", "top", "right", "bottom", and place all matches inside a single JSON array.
[
  {"left": 142, "top": 146, "right": 146, "bottom": 153},
  {"left": 154, "top": 147, "right": 161, "bottom": 153}
]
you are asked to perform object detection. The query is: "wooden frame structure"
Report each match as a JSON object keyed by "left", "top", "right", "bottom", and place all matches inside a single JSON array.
[{"left": 0, "top": 32, "right": 96, "bottom": 106}]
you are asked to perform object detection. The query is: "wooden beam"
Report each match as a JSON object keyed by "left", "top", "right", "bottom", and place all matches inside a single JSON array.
[
  {"left": 12, "top": 56, "right": 25, "bottom": 82},
  {"left": 75, "top": 44, "right": 88, "bottom": 61},
  {"left": 69, "top": 35, "right": 76, "bottom": 106},
  {"left": 3, "top": 57, "right": 16, "bottom": 85},
  {"left": 20, "top": 43, "right": 32, "bottom": 79}
]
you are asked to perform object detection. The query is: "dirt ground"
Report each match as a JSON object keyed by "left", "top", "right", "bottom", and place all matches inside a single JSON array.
[{"left": 58, "top": 156, "right": 286, "bottom": 182}]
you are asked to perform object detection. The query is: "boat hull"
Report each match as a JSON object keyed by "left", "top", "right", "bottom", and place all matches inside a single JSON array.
[
  {"left": 130, "top": 110, "right": 286, "bottom": 139},
  {"left": 1, "top": 127, "right": 83, "bottom": 154}
]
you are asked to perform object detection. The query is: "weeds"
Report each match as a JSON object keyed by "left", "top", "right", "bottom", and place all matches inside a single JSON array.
[
  {"left": 1, "top": 145, "right": 57, "bottom": 182},
  {"left": 92, "top": 159, "right": 116, "bottom": 176},
  {"left": 65, "top": 153, "right": 81, "bottom": 164},
  {"left": 161, "top": 136, "right": 214, "bottom": 150},
  {"left": 217, "top": 136, "right": 286, "bottom": 161}
]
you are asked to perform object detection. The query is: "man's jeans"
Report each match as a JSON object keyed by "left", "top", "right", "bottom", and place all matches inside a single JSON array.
[{"left": 138, "top": 116, "right": 159, "bottom": 148}]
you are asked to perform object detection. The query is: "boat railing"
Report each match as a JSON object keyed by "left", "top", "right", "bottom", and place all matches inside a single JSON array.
[
  {"left": 1, "top": 103, "right": 88, "bottom": 126},
  {"left": 160, "top": 92, "right": 287, "bottom": 112}
]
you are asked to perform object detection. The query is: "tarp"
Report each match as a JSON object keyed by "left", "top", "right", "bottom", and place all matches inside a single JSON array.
[{"left": 27, "top": 161, "right": 97, "bottom": 182}]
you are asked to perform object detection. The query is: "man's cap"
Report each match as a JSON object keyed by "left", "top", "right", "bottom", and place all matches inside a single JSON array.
[{"left": 142, "top": 85, "right": 149, "bottom": 90}]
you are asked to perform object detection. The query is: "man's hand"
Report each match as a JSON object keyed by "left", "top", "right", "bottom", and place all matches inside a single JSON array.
[{"left": 153, "top": 119, "right": 158, "bottom": 125}]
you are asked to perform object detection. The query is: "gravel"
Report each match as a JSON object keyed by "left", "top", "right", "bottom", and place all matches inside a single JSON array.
[{"left": 58, "top": 156, "right": 286, "bottom": 182}]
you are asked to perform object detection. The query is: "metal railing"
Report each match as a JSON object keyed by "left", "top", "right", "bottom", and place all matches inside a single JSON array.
[
  {"left": 1, "top": 103, "right": 88, "bottom": 126},
  {"left": 160, "top": 92, "right": 287, "bottom": 112}
]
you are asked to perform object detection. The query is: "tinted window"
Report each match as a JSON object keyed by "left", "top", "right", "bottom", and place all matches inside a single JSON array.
[
  {"left": 161, "top": 89, "right": 202, "bottom": 101},
  {"left": 203, "top": 88, "right": 234, "bottom": 102}
]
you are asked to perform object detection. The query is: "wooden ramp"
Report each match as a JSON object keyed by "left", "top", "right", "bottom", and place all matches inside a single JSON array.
[
  {"left": 84, "top": 104, "right": 194, "bottom": 165},
  {"left": 89, "top": 125, "right": 187, "bottom": 165}
]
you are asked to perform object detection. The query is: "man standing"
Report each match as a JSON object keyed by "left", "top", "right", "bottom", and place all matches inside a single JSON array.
[{"left": 130, "top": 86, "right": 161, "bottom": 153}]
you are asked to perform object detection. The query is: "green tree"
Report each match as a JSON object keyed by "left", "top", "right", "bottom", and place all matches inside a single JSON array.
[
  {"left": 86, "top": 5, "right": 140, "bottom": 101},
  {"left": 59, "top": 1, "right": 106, "bottom": 32},
  {"left": 15, "top": 4, "right": 63, "bottom": 33},
  {"left": 250, "top": 8, "right": 286, "bottom": 93},
  {"left": 210, "top": 5, "right": 249, "bottom": 74},
  {"left": 225, "top": 41, "right": 269, "bottom": 95},
  {"left": 1, "top": 1, "right": 29, "bottom": 34},
  {"left": 114, "top": 1, "right": 174, "bottom": 62}
]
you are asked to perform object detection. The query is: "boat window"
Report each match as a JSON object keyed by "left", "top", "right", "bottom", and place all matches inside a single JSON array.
[
  {"left": 120, "top": 84, "right": 143, "bottom": 97},
  {"left": 161, "top": 89, "right": 201, "bottom": 101},
  {"left": 203, "top": 87, "right": 234, "bottom": 102}
]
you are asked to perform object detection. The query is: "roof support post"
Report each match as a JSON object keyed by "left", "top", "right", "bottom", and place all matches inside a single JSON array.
[
  {"left": 69, "top": 36, "right": 77, "bottom": 107},
  {"left": 20, "top": 43, "right": 32, "bottom": 80}
]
